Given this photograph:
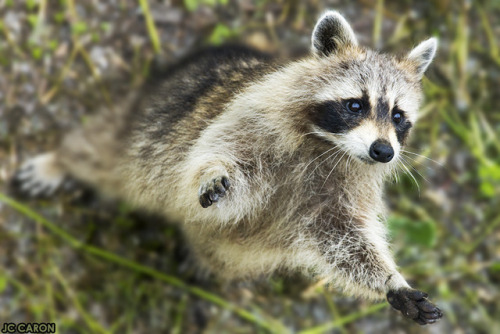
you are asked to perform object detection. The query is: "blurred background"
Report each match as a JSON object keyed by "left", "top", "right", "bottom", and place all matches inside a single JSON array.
[{"left": 0, "top": 0, "right": 499, "bottom": 333}]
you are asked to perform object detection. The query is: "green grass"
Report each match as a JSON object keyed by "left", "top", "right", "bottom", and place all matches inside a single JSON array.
[
  {"left": 0, "top": 191, "right": 392, "bottom": 333},
  {"left": 0, "top": 193, "right": 288, "bottom": 333}
]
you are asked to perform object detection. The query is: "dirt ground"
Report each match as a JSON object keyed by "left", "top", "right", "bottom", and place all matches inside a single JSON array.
[{"left": 1, "top": 1, "right": 499, "bottom": 333}]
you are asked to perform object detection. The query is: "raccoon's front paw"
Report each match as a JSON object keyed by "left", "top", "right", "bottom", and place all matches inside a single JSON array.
[
  {"left": 198, "top": 176, "right": 230, "bottom": 208},
  {"left": 387, "top": 288, "right": 443, "bottom": 325}
]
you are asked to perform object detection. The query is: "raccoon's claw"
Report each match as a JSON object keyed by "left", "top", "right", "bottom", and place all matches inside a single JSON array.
[
  {"left": 11, "top": 153, "right": 65, "bottom": 198},
  {"left": 199, "top": 176, "right": 230, "bottom": 208},
  {"left": 387, "top": 288, "right": 443, "bottom": 325}
]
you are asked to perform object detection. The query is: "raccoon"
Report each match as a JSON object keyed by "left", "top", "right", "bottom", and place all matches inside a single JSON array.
[{"left": 13, "top": 11, "right": 442, "bottom": 325}]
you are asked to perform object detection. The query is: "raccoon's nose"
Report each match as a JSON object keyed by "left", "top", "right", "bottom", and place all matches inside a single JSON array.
[{"left": 369, "top": 140, "right": 394, "bottom": 163}]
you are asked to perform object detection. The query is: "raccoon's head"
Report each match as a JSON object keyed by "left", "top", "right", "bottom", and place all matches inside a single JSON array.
[{"left": 304, "top": 11, "right": 437, "bottom": 165}]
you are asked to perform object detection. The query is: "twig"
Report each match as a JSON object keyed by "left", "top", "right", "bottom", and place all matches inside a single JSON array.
[
  {"left": 477, "top": 4, "right": 498, "bottom": 61},
  {"left": 373, "top": 0, "right": 384, "bottom": 48},
  {"left": 40, "top": 46, "right": 79, "bottom": 105},
  {"left": 52, "top": 263, "right": 111, "bottom": 334},
  {"left": 298, "top": 303, "right": 387, "bottom": 334},
  {"left": 466, "top": 213, "right": 500, "bottom": 255},
  {"left": 65, "top": 0, "right": 114, "bottom": 108},
  {"left": 0, "top": 19, "right": 28, "bottom": 59},
  {"left": 138, "top": 0, "right": 162, "bottom": 55}
]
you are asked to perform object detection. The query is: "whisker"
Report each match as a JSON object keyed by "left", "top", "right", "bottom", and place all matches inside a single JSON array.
[
  {"left": 389, "top": 163, "right": 400, "bottom": 184},
  {"left": 303, "top": 146, "right": 339, "bottom": 172},
  {"left": 394, "top": 167, "right": 400, "bottom": 184},
  {"left": 345, "top": 155, "right": 352, "bottom": 174},
  {"left": 397, "top": 158, "right": 420, "bottom": 195},
  {"left": 321, "top": 151, "right": 348, "bottom": 190},
  {"left": 400, "top": 155, "right": 431, "bottom": 184},
  {"left": 304, "top": 148, "right": 344, "bottom": 182},
  {"left": 401, "top": 149, "right": 444, "bottom": 167},
  {"left": 314, "top": 148, "right": 343, "bottom": 171},
  {"left": 300, "top": 131, "right": 325, "bottom": 138}
]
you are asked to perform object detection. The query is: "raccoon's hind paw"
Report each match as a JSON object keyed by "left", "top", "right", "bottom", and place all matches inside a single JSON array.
[
  {"left": 387, "top": 288, "right": 443, "bottom": 325},
  {"left": 11, "top": 152, "right": 65, "bottom": 198},
  {"left": 198, "top": 176, "right": 230, "bottom": 208}
]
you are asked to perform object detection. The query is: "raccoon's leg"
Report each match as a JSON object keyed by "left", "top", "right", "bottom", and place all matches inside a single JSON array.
[
  {"left": 181, "top": 148, "right": 247, "bottom": 211},
  {"left": 316, "top": 217, "right": 442, "bottom": 325},
  {"left": 178, "top": 151, "right": 263, "bottom": 227},
  {"left": 13, "top": 120, "right": 125, "bottom": 199},
  {"left": 52, "top": 126, "right": 124, "bottom": 196},
  {"left": 190, "top": 156, "right": 233, "bottom": 209}
]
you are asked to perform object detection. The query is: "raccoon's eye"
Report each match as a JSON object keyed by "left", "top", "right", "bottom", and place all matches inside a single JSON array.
[
  {"left": 345, "top": 100, "right": 363, "bottom": 113},
  {"left": 392, "top": 111, "right": 403, "bottom": 124}
]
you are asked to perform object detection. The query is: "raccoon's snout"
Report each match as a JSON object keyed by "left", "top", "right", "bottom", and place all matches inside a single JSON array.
[{"left": 369, "top": 140, "right": 394, "bottom": 163}]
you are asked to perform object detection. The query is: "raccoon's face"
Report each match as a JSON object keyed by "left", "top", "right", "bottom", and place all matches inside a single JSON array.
[{"left": 305, "top": 11, "right": 437, "bottom": 165}]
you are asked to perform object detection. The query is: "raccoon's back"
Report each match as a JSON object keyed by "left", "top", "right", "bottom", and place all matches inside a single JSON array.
[
  {"left": 116, "top": 46, "right": 275, "bottom": 210},
  {"left": 134, "top": 46, "right": 275, "bottom": 144}
]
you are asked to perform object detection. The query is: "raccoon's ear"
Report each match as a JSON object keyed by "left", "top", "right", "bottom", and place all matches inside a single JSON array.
[
  {"left": 407, "top": 38, "right": 438, "bottom": 78},
  {"left": 312, "top": 11, "right": 358, "bottom": 57}
]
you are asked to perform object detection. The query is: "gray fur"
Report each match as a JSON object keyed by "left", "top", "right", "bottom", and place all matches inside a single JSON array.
[{"left": 15, "top": 11, "right": 441, "bottom": 324}]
